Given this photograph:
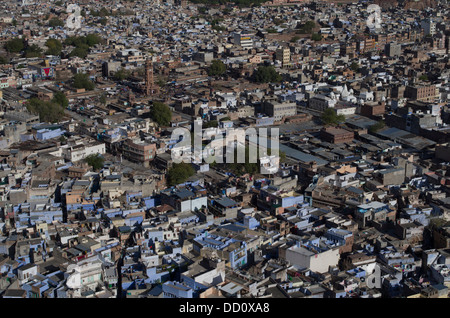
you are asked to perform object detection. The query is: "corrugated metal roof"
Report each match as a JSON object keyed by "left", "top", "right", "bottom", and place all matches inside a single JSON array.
[{"left": 279, "top": 144, "right": 328, "bottom": 166}]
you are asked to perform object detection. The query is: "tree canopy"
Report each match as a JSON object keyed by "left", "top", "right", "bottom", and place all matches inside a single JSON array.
[
  {"left": 296, "top": 20, "right": 315, "bottom": 34},
  {"left": 252, "top": 65, "right": 282, "bottom": 83},
  {"left": 0, "top": 56, "right": 9, "bottom": 65},
  {"left": 52, "top": 91, "right": 69, "bottom": 108},
  {"left": 45, "top": 39, "right": 63, "bottom": 56},
  {"left": 99, "top": 94, "right": 107, "bottom": 105},
  {"left": 73, "top": 73, "right": 95, "bottom": 91},
  {"left": 290, "top": 35, "right": 301, "bottom": 43},
  {"left": 90, "top": 7, "right": 111, "bottom": 17},
  {"left": 150, "top": 102, "right": 172, "bottom": 127},
  {"left": 48, "top": 18, "right": 64, "bottom": 27},
  {"left": 69, "top": 47, "right": 89, "bottom": 59},
  {"left": 208, "top": 60, "right": 227, "bottom": 76},
  {"left": 228, "top": 145, "right": 259, "bottom": 175},
  {"left": 368, "top": 120, "right": 385, "bottom": 133},
  {"left": 24, "top": 44, "right": 43, "bottom": 58},
  {"left": 65, "top": 34, "right": 102, "bottom": 47},
  {"left": 5, "top": 38, "right": 24, "bottom": 53},
  {"left": 84, "top": 153, "right": 104, "bottom": 171},
  {"left": 113, "top": 68, "right": 131, "bottom": 81},
  {"left": 350, "top": 61, "right": 359, "bottom": 72},
  {"left": 167, "top": 162, "right": 195, "bottom": 186},
  {"left": 321, "top": 108, "right": 345, "bottom": 126},
  {"left": 66, "top": 34, "right": 102, "bottom": 59},
  {"left": 311, "top": 33, "right": 322, "bottom": 41},
  {"left": 26, "top": 98, "right": 65, "bottom": 123},
  {"left": 204, "top": 120, "right": 218, "bottom": 128}
]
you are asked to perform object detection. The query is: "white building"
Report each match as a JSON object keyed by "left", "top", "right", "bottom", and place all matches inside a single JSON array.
[
  {"left": 285, "top": 243, "right": 340, "bottom": 273},
  {"left": 52, "top": 137, "right": 106, "bottom": 162},
  {"left": 66, "top": 256, "right": 104, "bottom": 296},
  {"left": 18, "top": 263, "right": 39, "bottom": 285}
]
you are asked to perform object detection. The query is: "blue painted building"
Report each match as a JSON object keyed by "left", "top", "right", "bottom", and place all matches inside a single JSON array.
[
  {"left": 193, "top": 233, "right": 247, "bottom": 269},
  {"left": 36, "top": 128, "right": 65, "bottom": 141},
  {"left": 162, "top": 281, "right": 194, "bottom": 298}
]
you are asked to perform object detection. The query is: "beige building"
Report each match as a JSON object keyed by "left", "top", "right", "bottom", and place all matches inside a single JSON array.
[
  {"left": 285, "top": 244, "right": 340, "bottom": 273},
  {"left": 262, "top": 100, "right": 296, "bottom": 121},
  {"left": 275, "top": 47, "right": 290, "bottom": 67}
]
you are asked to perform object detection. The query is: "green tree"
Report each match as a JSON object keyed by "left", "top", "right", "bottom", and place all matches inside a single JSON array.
[
  {"left": 350, "top": 61, "right": 359, "bottom": 72},
  {"left": 85, "top": 34, "right": 102, "bottom": 46},
  {"left": 167, "top": 162, "right": 195, "bottom": 186},
  {"left": 304, "top": 21, "right": 315, "bottom": 31},
  {"left": 48, "top": 18, "right": 64, "bottom": 27},
  {"left": 252, "top": 65, "right": 282, "bottom": 83},
  {"left": 99, "top": 94, "right": 107, "bottom": 105},
  {"left": 64, "top": 36, "right": 83, "bottom": 47},
  {"left": 212, "top": 25, "right": 226, "bottom": 32},
  {"left": 296, "top": 20, "right": 315, "bottom": 34},
  {"left": 321, "top": 108, "right": 345, "bottom": 125},
  {"left": 45, "top": 39, "right": 63, "bottom": 56},
  {"left": 419, "top": 74, "right": 429, "bottom": 81},
  {"left": 73, "top": 73, "right": 95, "bottom": 90},
  {"left": 84, "top": 153, "right": 104, "bottom": 171},
  {"left": 113, "top": 68, "right": 130, "bottom": 81},
  {"left": 69, "top": 47, "right": 88, "bottom": 59},
  {"left": 208, "top": 59, "right": 226, "bottom": 76},
  {"left": 24, "top": 44, "right": 43, "bottom": 58},
  {"left": 204, "top": 120, "right": 218, "bottom": 128},
  {"left": 52, "top": 91, "right": 69, "bottom": 108},
  {"left": 26, "top": 98, "right": 65, "bottom": 123},
  {"left": 368, "top": 120, "right": 385, "bottom": 133},
  {"left": 290, "top": 35, "right": 301, "bottom": 43},
  {"left": 99, "top": 7, "right": 110, "bottom": 17},
  {"left": 228, "top": 145, "right": 259, "bottom": 175},
  {"left": 5, "top": 38, "right": 24, "bottom": 53},
  {"left": 150, "top": 102, "right": 172, "bottom": 126},
  {"left": 311, "top": 33, "right": 322, "bottom": 41},
  {"left": 65, "top": 35, "right": 102, "bottom": 59},
  {"left": 0, "top": 56, "right": 9, "bottom": 65}
]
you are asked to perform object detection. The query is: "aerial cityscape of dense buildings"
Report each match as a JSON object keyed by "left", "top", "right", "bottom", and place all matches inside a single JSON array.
[{"left": 0, "top": 0, "right": 449, "bottom": 300}]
